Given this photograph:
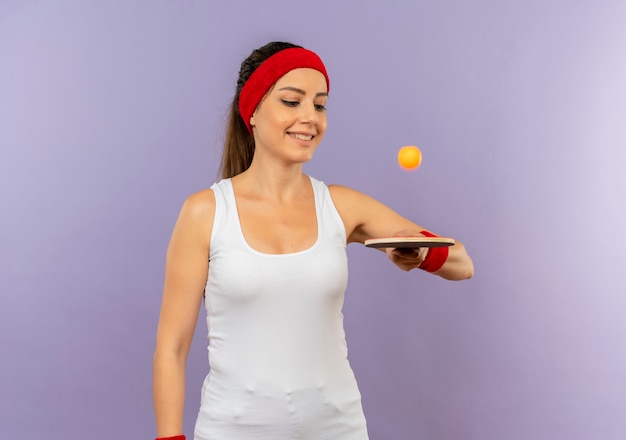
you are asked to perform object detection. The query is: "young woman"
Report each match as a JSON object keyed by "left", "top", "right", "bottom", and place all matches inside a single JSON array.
[{"left": 153, "top": 41, "right": 473, "bottom": 440}]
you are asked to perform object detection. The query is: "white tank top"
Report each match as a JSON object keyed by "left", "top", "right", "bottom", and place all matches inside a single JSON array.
[
  {"left": 204, "top": 176, "right": 353, "bottom": 392},
  {"left": 197, "top": 176, "right": 368, "bottom": 439}
]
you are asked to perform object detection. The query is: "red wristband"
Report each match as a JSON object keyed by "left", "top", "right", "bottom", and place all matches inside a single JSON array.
[
  {"left": 155, "top": 436, "right": 185, "bottom": 440},
  {"left": 418, "top": 230, "right": 449, "bottom": 273}
]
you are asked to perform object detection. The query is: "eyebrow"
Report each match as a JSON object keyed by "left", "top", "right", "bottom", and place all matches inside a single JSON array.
[{"left": 278, "top": 86, "right": 328, "bottom": 97}]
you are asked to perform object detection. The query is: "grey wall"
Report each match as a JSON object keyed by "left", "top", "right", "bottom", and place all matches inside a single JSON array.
[{"left": 1, "top": 1, "right": 625, "bottom": 439}]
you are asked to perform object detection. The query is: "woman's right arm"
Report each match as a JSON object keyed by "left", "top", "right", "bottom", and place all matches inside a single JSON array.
[{"left": 153, "top": 189, "right": 215, "bottom": 437}]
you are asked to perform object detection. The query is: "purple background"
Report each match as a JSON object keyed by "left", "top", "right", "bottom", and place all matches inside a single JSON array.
[{"left": 2, "top": 1, "right": 625, "bottom": 439}]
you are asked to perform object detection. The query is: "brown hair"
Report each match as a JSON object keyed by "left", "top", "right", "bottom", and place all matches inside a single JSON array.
[{"left": 219, "top": 41, "right": 302, "bottom": 179}]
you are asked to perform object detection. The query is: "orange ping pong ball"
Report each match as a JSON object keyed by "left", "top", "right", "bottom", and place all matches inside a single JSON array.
[{"left": 398, "top": 146, "right": 422, "bottom": 170}]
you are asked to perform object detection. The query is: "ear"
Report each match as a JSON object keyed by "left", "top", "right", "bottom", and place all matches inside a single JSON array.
[{"left": 249, "top": 112, "right": 256, "bottom": 127}]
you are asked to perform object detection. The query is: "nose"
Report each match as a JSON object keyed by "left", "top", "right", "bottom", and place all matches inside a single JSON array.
[{"left": 299, "top": 102, "right": 320, "bottom": 125}]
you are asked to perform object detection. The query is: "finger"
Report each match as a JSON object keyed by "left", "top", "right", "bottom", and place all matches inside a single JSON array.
[{"left": 392, "top": 247, "right": 420, "bottom": 258}]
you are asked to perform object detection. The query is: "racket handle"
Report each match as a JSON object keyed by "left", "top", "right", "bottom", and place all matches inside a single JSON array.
[
  {"left": 155, "top": 436, "right": 185, "bottom": 440},
  {"left": 419, "top": 231, "right": 449, "bottom": 272}
]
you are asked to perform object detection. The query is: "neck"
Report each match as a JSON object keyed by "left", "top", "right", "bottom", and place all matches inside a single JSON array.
[{"left": 233, "top": 159, "right": 309, "bottom": 202}]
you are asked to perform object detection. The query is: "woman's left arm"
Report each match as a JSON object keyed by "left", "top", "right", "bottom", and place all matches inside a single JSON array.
[{"left": 329, "top": 185, "right": 473, "bottom": 281}]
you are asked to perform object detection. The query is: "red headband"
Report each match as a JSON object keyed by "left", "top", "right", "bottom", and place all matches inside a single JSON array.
[{"left": 238, "top": 47, "right": 330, "bottom": 133}]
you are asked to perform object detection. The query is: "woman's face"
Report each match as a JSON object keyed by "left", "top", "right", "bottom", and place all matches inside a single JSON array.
[{"left": 250, "top": 68, "right": 328, "bottom": 165}]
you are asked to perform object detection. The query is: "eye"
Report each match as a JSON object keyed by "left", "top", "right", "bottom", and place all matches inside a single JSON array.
[
  {"left": 314, "top": 104, "right": 327, "bottom": 112},
  {"left": 281, "top": 99, "right": 299, "bottom": 107}
]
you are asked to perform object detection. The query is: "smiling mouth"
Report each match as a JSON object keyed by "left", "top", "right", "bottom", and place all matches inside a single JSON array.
[{"left": 288, "top": 133, "right": 315, "bottom": 141}]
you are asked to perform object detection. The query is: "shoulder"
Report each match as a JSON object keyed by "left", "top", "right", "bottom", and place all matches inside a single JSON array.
[
  {"left": 328, "top": 183, "right": 359, "bottom": 199},
  {"left": 328, "top": 184, "right": 380, "bottom": 210},
  {"left": 172, "top": 188, "right": 216, "bottom": 245},
  {"left": 327, "top": 184, "right": 384, "bottom": 241},
  {"left": 181, "top": 188, "right": 215, "bottom": 220}
]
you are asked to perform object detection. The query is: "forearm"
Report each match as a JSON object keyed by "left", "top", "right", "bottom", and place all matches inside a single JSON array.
[
  {"left": 153, "top": 351, "right": 187, "bottom": 437},
  {"left": 432, "top": 240, "right": 474, "bottom": 280}
]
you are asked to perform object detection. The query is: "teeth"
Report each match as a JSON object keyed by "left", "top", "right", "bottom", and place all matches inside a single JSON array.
[{"left": 291, "top": 133, "right": 313, "bottom": 141}]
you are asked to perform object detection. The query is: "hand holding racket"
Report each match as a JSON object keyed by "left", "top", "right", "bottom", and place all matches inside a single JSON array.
[{"left": 365, "top": 230, "right": 455, "bottom": 272}]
